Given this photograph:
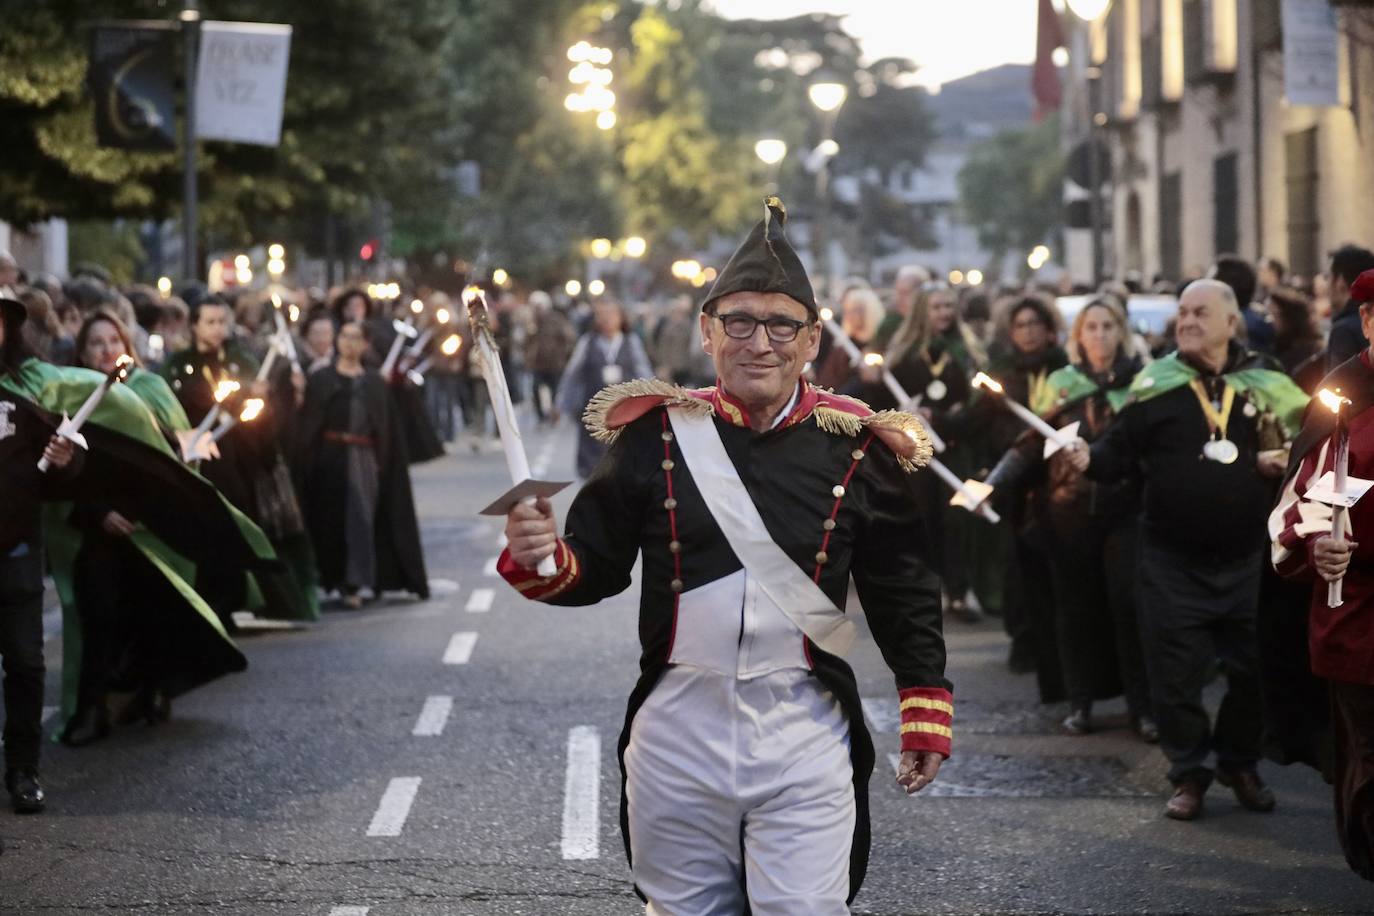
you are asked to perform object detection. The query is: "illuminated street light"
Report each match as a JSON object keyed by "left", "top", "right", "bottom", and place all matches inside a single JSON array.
[
  {"left": 597, "top": 110, "right": 617, "bottom": 130},
  {"left": 624, "top": 236, "right": 647, "bottom": 258},
  {"left": 808, "top": 81, "right": 848, "bottom": 113},
  {"left": 234, "top": 254, "right": 250, "bottom": 270},
  {"left": 590, "top": 238, "right": 613, "bottom": 259},
  {"left": 966, "top": 269, "right": 985, "bottom": 286},
  {"left": 267, "top": 243, "right": 285, "bottom": 260},
  {"left": 492, "top": 268, "right": 510, "bottom": 286},
  {"left": 1066, "top": 0, "right": 1112, "bottom": 20},
  {"left": 157, "top": 276, "right": 172, "bottom": 297},
  {"left": 948, "top": 269, "right": 965, "bottom": 285},
  {"left": 267, "top": 258, "right": 285, "bottom": 277},
  {"left": 754, "top": 138, "right": 788, "bottom": 166},
  {"left": 565, "top": 279, "right": 583, "bottom": 297},
  {"left": 1052, "top": 47, "right": 1070, "bottom": 68},
  {"left": 588, "top": 279, "right": 606, "bottom": 296}
]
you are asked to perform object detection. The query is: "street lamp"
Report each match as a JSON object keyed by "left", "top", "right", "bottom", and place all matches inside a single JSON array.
[
  {"left": 588, "top": 279, "right": 606, "bottom": 296},
  {"left": 590, "top": 238, "right": 613, "bottom": 259},
  {"left": 1065, "top": 0, "right": 1112, "bottom": 20},
  {"left": 754, "top": 138, "right": 787, "bottom": 166},
  {"left": 624, "top": 236, "right": 647, "bottom": 258},
  {"left": 808, "top": 80, "right": 849, "bottom": 303},
  {"left": 565, "top": 279, "right": 582, "bottom": 297}
]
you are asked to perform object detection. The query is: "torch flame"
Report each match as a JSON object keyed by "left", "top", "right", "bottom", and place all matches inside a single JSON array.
[
  {"left": 271, "top": 293, "right": 282, "bottom": 309},
  {"left": 435, "top": 307, "right": 451, "bottom": 325},
  {"left": 863, "top": 353, "right": 884, "bottom": 367},
  {"left": 1317, "top": 388, "right": 1351, "bottom": 415},
  {"left": 112, "top": 354, "right": 135, "bottom": 382},
  {"left": 441, "top": 334, "right": 463, "bottom": 356},
  {"left": 288, "top": 304, "right": 300, "bottom": 323},
  {"left": 461, "top": 285, "right": 484, "bottom": 307},
  {"left": 410, "top": 299, "right": 424, "bottom": 315},
  {"left": 213, "top": 380, "right": 241, "bottom": 403},
  {"left": 818, "top": 306, "right": 835, "bottom": 322},
  {"left": 971, "top": 371, "right": 1003, "bottom": 393},
  {"left": 239, "top": 398, "right": 265, "bottom": 423}
]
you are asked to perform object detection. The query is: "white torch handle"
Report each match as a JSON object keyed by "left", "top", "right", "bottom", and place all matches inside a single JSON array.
[
  {"left": 823, "top": 316, "right": 947, "bottom": 452},
  {"left": 37, "top": 381, "right": 110, "bottom": 471},
  {"left": 1005, "top": 396, "right": 1072, "bottom": 446},
  {"left": 380, "top": 332, "right": 408, "bottom": 379},
  {"left": 1329, "top": 505, "right": 1347, "bottom": 607}
]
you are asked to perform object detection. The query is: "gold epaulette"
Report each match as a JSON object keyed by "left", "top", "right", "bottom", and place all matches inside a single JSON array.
[
  {"left": 813, "top": 402, "right": 933, "bottom": 473},
  {"left": 582, "top": 378, "right": 712, "bottom": 444}
]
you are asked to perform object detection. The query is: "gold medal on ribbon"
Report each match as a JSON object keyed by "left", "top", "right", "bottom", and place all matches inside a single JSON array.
[
  {"left": 925, "top": 351, "right": 951, "bottom": 401},
  {"left": 1189, "top": 379, "right": 1239, "bottom": 464}
]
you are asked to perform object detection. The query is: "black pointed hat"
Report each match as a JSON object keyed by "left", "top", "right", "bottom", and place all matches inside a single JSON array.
[{"left": 701, "top": 196, "right": 817, "bottom": 317}]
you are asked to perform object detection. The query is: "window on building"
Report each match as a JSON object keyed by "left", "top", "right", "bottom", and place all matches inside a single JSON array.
[
  {"left": 1285, "top": 128, "right": 1320, "bottom": 279},
  {"left": 1160, "top": 172, "right": 1183, "bottom": 282},
  {"left": 1214, "top": 152, "right": 1239, "bottom": 256}
]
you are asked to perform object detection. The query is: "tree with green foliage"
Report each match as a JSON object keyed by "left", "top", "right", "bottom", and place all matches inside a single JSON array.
[{"left": 957, "top": 115, "right": 1064, "bottom": 274}]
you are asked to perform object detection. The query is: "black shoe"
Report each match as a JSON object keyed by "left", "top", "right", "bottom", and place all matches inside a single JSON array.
[
  {"left": 5, "top": 769, "right": 46, "bottom": 814},
  {"left": 948, "top": 598, "right": 984, "bottom": 624},
  {"left": 1132, "top": 715, "right": 1160, "bottom": 744},
  {"left": 60, "top": 702, "right": 111, "bottom": 747},
  {"left": 1062, "top": 706, "right": 1092, "bottom": 735}
]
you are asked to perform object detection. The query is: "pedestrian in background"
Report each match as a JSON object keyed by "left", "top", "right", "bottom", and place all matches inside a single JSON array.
[
  {"left": 556, "top": 298, "right": 652, "bottom": 478},
  {"left": 524, "top": 290, "right": 576, "bottom": 426}
]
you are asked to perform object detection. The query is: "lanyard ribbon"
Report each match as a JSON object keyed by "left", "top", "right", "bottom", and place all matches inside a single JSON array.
[
  {"left": 1188, "top": 379, "right": 1235, "bottom": 440},
  {"left": 926, "top": 350, "right": 951, "bottom": 379}
]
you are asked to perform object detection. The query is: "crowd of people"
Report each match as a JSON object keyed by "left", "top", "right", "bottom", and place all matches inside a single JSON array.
[{"left": 2, "top": 233, "right": 1372, "bottom": 885}]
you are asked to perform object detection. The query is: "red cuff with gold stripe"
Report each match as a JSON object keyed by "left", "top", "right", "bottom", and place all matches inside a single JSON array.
[
  {"left": 898, "top": 686, "right": 953, "bottom": 758},
  {"left": 497, "top": 539, "right": 581, "bottom": 601}
]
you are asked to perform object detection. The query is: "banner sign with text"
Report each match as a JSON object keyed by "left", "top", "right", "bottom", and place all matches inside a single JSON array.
[
  {"left": 195, "top": 21, "right": 292, "bottom": 146},
  {"left": 1282, "top": 0, "right": 1341, "bottom": 108},
  {"left": 88, "top": 22, "right": 177, "bottom": 151}
]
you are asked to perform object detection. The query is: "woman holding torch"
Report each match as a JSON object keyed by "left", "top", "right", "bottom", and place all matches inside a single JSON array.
[
  {"left": 51, "top": 312, "right": 247, "bottom": 744},
  {"left": 980, "top": 298, "right": 1155, "bottom": 739}
]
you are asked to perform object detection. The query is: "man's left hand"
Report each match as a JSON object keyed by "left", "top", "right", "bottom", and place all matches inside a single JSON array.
[{"left": 895, "top": 750, "right": 942, "bottom": 795}]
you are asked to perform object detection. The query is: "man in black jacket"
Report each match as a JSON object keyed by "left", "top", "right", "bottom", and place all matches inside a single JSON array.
[
  {"left": 499, "top": 199, "right": 950, "bottom": 913},
  {"left": 1325, "top": 245, "right": 1374, "bottom": 371}
]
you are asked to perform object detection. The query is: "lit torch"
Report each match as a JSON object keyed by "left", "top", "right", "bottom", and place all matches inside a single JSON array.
[
  {"left": 464, "top": 286, "right": 568, "bottom": 574},
  {"left": 209, "top": 397, "right": 265, "bottom": 444},
  {"left": 972, "top": 371, "right": 1081, "bottom": 458},
  {"left": 38, "top": 355, "right": 135, "bottom": 472},
  {"left": 178, "top": 379, "right": 239, "bottom": 462},
  {"left": 1318, "top": 387, "right": 1353, "bottom": 607}
]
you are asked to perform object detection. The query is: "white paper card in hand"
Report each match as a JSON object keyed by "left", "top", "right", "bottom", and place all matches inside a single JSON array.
[{"left": 1305, "top": 471, "right": 1374, "bottom": 508}]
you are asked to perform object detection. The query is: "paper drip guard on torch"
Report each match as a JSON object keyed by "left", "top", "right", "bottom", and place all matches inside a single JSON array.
[
  {"left": 818, "top": 309, "right": 999, "bottom": 523},
  {"left": 971, "top": 371, "right": 1081, "bottom": 459},
  {"left": 38, "top": 355, "right": 135, "bottom": 472},
  {"left": 465, "top": 286, "right": 570, "bottom": 576},
  {"left": 177, "top": 378, "right": 240, "bottom": 462}
]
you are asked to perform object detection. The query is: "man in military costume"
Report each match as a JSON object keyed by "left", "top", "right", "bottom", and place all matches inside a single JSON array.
[
  {"left": 500, "top": 199, "right": 951, "bottom": 914},
  {"left": 1067, "top": 279, "right": 1309, "bottom": 821}
]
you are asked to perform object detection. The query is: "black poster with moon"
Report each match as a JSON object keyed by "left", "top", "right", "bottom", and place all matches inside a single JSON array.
[{"left": 89, "top": 23, "right": 177, "bottom": 151}]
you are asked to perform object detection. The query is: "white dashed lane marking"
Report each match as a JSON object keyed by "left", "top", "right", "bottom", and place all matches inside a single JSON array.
[
  {"left": 561, "top": 725, "right": 601, "bottom": 860},
  {"left": 366, "top": 777, "right": 421, "bottom": 837},
  {"left": 465, "top": 588, "right": 495, "bottom": 613},
  {"left": 442, "top": 632, "right": 479, "bottom": 665},
  {"left": 412, "top": 696, "right": 453, "bottom": 737}
]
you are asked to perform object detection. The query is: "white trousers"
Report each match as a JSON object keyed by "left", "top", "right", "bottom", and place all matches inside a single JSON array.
[{"left": 624, "top": 665, "right": 855, "bottom": 916}]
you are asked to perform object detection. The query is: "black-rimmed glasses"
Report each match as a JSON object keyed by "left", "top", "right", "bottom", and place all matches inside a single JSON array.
[{"left": 713, "top": 312, "right": 811, "bottom": 343}]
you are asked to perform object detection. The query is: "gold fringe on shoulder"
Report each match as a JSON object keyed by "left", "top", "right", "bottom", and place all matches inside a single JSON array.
[
  {"left": 582, "top": 378, "right": 712, "bottom": 443},
  {"left": 862, "top": 410, "right": 935, "bottom": 473},
  {"left": 812, "top": 405, "right": 865, "bottom": 438}
]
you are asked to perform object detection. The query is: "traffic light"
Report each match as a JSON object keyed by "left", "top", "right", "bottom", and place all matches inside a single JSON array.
[{"left": 360, "top": 240, "right": 377, "bottom": 261}]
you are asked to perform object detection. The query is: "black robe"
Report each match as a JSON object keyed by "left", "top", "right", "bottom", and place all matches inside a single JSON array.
[{"left": 296, "top": 365, "right": 429, "bottom": 598}]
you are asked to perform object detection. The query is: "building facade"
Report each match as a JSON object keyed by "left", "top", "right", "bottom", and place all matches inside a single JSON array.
[{"left": 1065, "top": 0, "right": 1374, "bottom": 286}]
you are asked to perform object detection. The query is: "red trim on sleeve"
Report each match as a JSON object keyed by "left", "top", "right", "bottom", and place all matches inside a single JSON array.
[
  {"left": 897, "top": 686, "right": 953, "bottom": 758},
  {"left": 497, "top": 539, "right": 582, "bottom": 601}
]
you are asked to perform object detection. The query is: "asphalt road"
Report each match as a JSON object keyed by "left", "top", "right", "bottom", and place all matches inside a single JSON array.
[{"left": 1, "top": 422, "right": 1370, "bottom": 915}]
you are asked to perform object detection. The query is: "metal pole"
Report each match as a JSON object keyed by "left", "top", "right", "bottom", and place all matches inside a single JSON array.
[
  {"left": 181, "top": 0, "right": 201, "bottom": 281},
  {"left": 1086, "top": 71, "right": 1103, "bottom": 288}
]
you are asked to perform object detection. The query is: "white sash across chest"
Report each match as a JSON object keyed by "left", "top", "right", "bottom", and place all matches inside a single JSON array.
[{"left": 667, "top": 406, "right": 857, "bottom": 659}]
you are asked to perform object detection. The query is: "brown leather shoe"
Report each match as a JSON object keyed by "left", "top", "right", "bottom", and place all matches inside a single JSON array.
[
  {"left": 1216, "top": 767, "right": 1276, "bottom": 813},
  {"left": 1165, "top": 781, "right": 1206, "bottom": 820}
]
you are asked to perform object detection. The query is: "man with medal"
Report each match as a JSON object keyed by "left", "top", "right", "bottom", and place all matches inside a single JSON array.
[
  {"left": 1065, "top": 279, "right": 1309, "bottom": 821},
  {"left": 499, "top": 197, "right": 951, "bottom": 913}
]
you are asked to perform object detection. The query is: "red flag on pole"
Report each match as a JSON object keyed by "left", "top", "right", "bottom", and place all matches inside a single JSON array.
[{"left": 1032, "top": 0, "right": 1066, "bottom": 120}]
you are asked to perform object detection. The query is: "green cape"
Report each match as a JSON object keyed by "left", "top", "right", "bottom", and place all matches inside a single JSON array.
[
  {"left": 1032, "top": 364, "right": 1133, "bottom": 417},
  {"left": 0, "top": 363, "right": 261, "bottom": 723},
  {"left": 1120, "top": 353, "right": 1310, "bottom": 440}
]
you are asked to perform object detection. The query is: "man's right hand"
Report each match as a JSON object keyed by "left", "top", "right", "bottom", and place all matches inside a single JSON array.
[
  {"left": 506, "top": 496, "right": 558, "bottom": 571},
  {"left": 1313, "top": 535, "right": 1357, "bottom": 582},
  {"left": 102, "top": 511, "right": 136, "bottom": 537}
]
